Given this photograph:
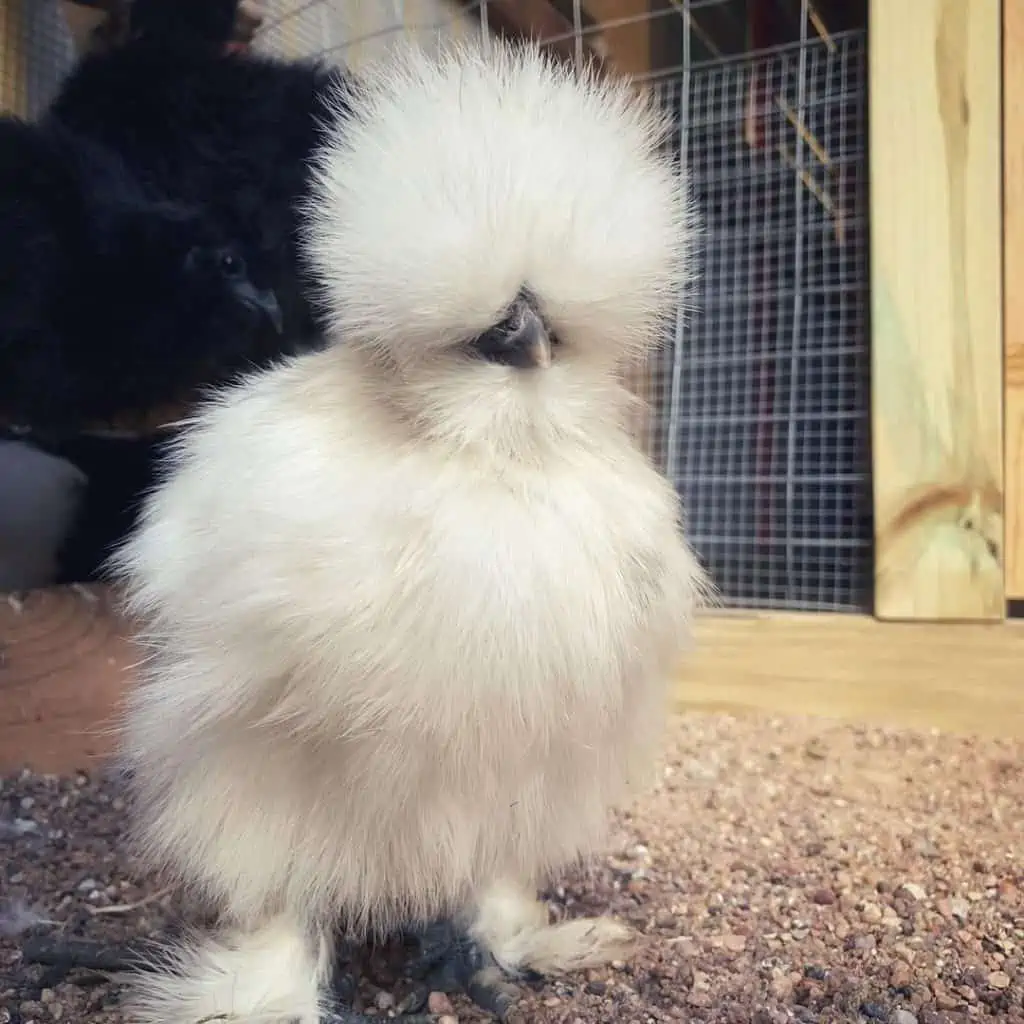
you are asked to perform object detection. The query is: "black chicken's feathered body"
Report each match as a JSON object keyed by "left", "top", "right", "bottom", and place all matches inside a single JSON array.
[
  {"left": 0, "top": 0, "right": 347, "bottom": 585},
  {"left": 46, "top": 0, "right": 347, "bottom": 349},
  {"left": 0, "top": 116, "right": 284, "bottom": 430}
]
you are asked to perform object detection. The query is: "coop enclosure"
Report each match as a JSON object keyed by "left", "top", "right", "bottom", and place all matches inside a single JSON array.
[{"left": 1, "top": 0, "right": 1021, "bottom": 735}]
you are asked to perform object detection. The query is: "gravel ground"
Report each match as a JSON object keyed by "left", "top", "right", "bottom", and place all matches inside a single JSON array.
[{"left": 1, "top": 712, "right": 1022, "bottom": 1024}]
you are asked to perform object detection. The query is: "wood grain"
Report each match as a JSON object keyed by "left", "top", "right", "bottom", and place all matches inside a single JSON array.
[
  {"left": 1005, "top": 1, "right": 1024, "bottom": 599},
  {"left": 0, "top": 586, "right": 137, "bottom": 773},
  {"left": 0, "top": 0, "right": 27, "bottom": 116},
  {"left": 677, "top": 611, "right": 1024, "bottom": 739},
  {"left": 869, "top": 0, "right": 1004, "bottom": 620}
]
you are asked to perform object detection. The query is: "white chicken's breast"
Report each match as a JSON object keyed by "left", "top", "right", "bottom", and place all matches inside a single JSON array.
[{"left": 113, "top": 39, "right": 706, "bottom": 1024}]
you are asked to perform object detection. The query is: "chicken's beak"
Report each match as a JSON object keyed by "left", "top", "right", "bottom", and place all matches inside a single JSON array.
[
  {"left": 234, "top": 280, "right": 285, "bottom": 334},
  {"left": 527, "top": 325, "right": 552, "bottom": 369},
  {"left": 471, "top": 296, "right": 553, "bottom": 369},
  {"left": 499, "top": 306, "right": 552, "bottom": 370}
]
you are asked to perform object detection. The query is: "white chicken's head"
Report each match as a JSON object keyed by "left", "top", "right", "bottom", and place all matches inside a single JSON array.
[{"left": 304, "top": 40, "right": 697, "bottom": 449}]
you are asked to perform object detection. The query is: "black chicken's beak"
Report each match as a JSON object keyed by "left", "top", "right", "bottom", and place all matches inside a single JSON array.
[
  {"left": 473, "top": 303, "right": 552, "bottom": 369},
  {"left": 234, "top": 280, "right": 284, "bottom": 334}
]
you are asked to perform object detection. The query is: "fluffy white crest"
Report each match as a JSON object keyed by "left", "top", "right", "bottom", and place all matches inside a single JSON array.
[{"left": 304, "top": 39, "right": 696, "bottom": 371}]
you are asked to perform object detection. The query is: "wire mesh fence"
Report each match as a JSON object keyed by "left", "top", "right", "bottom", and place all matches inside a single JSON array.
[
  {"left": 0, "top": 0, "right": 873, "bottom": 613},
  {"left": 653, "top": 27, "right": 872, "bottom": 612}
]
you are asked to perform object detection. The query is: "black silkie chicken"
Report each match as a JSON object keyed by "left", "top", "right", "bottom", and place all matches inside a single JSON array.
[
  {"left": 46, "top": 0, "right": 346, "bottom": 350},
  {"left": 0, "top": 0, "right": 343, "bottom": 585},
  {"left": 0, "top": 116, "right": 283, "bottom": 586}
]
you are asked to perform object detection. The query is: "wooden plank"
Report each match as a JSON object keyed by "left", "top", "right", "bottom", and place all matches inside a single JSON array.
[
  {"left": 0, "top": 586, "right": 136, "bottom": 774},
  {"left": 677, "top": 611, "right": 1024, "bottom": 739},
  {"left": 0, "top": 0, "right": 27, "bottom": 116},
  {"left": 869, "top": 0, "right": 1004, "bottom": 620},
  {"left": 1005, "top": 1, "right": 1024, "bottom": 599}
]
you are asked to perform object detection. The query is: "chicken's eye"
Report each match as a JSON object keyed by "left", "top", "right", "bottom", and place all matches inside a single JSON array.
[{"left": 219, "top": 251, "right": 246, "bottom": 277}]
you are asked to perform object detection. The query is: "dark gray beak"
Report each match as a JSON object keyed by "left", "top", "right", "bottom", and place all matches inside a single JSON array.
[
  {"left": 473, "top": 302, "right": 552, "bottom": 369},
  {"left": 234, "top": 280, "right": 284, "bottom": 334}
]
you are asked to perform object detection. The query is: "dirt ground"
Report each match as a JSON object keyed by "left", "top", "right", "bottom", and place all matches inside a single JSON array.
[{"left": 1, "top": 712, "right": 1021, "bottom": 1024}]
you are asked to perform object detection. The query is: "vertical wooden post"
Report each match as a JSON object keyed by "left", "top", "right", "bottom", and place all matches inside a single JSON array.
[
  {"left": 0, "top": 0, "right": 27, "bottom": 116},
  {"left": 869, "top": 0, "right": 1004, "bottom": 621},
  {"left": 1005, "top": 0, "right": 1024, "bottom": 601}
]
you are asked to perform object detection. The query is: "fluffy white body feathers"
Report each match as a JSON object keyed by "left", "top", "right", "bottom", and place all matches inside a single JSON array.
[{"left": 114, "top": 40, "right": 705, "bottom": 1024}]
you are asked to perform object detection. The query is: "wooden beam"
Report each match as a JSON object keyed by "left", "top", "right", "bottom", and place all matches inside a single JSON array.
[
  {"left": 677, "top": 611, "right": 1024, "bottom": 739},
  {"left": 1005, "top": 1, "right": 1024, "bottom": 599},
  {"left": 0, "top": 0, "right": 27, "bottom": 116},
  {"left": 869, "top": 0, "right": 1004, "bottom": 621}
]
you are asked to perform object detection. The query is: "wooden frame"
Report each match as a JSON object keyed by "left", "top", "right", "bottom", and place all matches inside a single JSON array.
[
  {"left": 675, "top": 611, "right": 1024, "bottom": 739},
  {"left": 869, "top": 0, "right": 1004, "bottom": 622},
  {"left": 1006, "top": 0, "right": 1024, "bottom": 600},
  {"left": 673, "top": 0, "right": 1021, "bottom": 735}
]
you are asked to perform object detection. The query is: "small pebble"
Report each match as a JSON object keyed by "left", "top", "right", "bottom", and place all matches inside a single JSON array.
[
  {"left": 899, "top": 883, "right": 927, "bottom": 901},
  {"left": 862, "top": 901, "right": 883, "bottom": 923},
  {"left": 987, "top": 970, "right": 1011, "bottom": 990},
  {"left": 427, "top": 991, "right": 454, "bottom": 1015},
  {"left": 949, "top": 897, "right": 970, "bottom": 921},
  {"left": 890, "top": 1009, "right": 919, "bottom": 1024}
]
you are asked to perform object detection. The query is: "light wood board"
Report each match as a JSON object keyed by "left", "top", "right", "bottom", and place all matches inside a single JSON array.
[
  {"left": 1005, "top": 1, "right": 1024, "bottom": 599},
  {"left": 869, "top": 0, "right": 1004, "bottom": 620},
  {"left": 677, "top": 611, "right": 1024, "bottom": 739},
  {"left": 0, "top": 0, "right": 27, "bottom": 116}
]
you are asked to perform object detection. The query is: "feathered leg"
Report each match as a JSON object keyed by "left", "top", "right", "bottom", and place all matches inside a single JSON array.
[
  {"left": 123, "top": 914, "right": 332, "bottom": 1024},
  {"left": 469, "top": 880, "right": 637, "bottom": 977},
  {"left": 400, "top": 882, "right": 638, "bottom": 1020}
]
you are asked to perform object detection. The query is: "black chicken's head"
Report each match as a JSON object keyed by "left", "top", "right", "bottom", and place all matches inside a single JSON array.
[{"left": 86, "top": 201, "right": 287, "bottom": 406}]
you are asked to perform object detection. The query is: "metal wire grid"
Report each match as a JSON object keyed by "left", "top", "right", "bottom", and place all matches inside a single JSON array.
[{"left": 652, "top": 25, "right": 872, "bottom": 612}]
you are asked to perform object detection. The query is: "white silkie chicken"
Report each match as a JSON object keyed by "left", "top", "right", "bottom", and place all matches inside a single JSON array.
[{"left": 112, "top": 39, "right": 707, "bottom": 1024}]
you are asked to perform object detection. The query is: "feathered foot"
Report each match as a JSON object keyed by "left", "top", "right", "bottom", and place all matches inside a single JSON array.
[
  {"left": 122, "top": 914, "right": 331, "bottom": 1024},
  {"left": 402, "top": 919, "right": 524, "bottom": 1021},
  {"left": 393, "top": 884, "right": 637, "bottom": 1021},
  {"left": 470, "top": 880, "right": 638, "bottom": 977}
]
